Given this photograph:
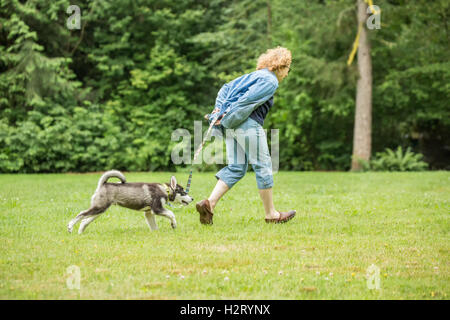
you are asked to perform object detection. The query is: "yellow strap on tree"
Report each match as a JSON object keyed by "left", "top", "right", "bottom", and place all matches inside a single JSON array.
[
  {"left": 347, "top": 1, "right": 380, "bottom": 66},
  {"left": 347, "top": 22, "right": 362, "bottom": 66},
  {"left": 365, "top": 0, "right": 381, "bottom": 15}
]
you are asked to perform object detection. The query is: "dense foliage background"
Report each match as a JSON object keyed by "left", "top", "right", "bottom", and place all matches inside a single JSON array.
[{"left": 0, "top": 0, "right": 448, "bottom": 173}]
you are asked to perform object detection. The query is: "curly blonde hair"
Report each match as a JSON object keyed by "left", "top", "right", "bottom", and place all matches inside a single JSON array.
[{"left": 256, "top": 46, "right": 292, "bottom": 71}]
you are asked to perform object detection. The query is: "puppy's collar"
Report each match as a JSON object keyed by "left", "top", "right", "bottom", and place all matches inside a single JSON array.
[{"left": 163, "top": 184, "right": 176, "bottom": 202}]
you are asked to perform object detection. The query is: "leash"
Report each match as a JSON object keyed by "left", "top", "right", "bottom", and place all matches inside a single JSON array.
[{"left": 185, "top": 110, "right": 224, "bottom": 194}]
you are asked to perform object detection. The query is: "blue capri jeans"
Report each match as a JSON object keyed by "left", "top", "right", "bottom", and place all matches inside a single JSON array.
[{"left": 215, "top": 117, "right": 273, "bottom": 189}]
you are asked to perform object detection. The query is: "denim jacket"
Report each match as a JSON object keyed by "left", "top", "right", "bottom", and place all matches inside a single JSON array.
[{"left": 209, "top": 68, "right": 278, "bottom": 129}]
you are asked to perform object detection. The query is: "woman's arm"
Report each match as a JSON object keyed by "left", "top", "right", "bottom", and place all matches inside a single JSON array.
[
  {"left": 204, "top": 83, "right": 230, "bottom": 124},
  {"left": 220, "top": 79, "right": 277, "bottom": 128},
  {"left": 215, "top": 83, "right": 230, "bottom": 110}
]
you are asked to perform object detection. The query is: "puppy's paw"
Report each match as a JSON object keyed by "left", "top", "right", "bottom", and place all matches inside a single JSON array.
[
  {"left": 171, "top": 221, "right": 177, "bottom": 229},
  {"left": 67, "top": 223, "right": 73, "bottom": 233}
]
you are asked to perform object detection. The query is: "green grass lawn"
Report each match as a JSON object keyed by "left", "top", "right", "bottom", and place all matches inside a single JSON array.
[{"left": 0, "top": 171, "right": 449, "bottom": 299}]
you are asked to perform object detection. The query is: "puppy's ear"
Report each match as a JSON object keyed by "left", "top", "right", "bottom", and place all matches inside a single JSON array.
[{"left": 170, "top": 176, "right": 177, "bottom": 191}]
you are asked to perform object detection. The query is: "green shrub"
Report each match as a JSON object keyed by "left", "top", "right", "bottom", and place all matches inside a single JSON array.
[{"left": 361, "top": 147, "right": 428, "bottom": 172}]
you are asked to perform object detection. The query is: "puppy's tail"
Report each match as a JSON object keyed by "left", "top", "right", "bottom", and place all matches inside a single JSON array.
[{"left": 96, "top": 170, "right": 126, "bottom": 191}]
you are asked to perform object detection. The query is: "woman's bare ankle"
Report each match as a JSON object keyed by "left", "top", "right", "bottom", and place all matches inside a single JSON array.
[
  {"left": 265, "top": 210, "right": 280, "bottom": 219},
  {"left": 207, "top": 198, "right": 217, "bottom": 210}
]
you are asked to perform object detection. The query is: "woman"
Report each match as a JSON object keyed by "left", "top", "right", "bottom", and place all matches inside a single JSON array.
[{"left": 196, "top": 46, "right": 296, "bottom": 225}]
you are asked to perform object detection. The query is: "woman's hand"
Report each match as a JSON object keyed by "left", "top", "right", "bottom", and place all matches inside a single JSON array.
[{"left": 205, "top": 108, "right": 226, "bottom": 125}]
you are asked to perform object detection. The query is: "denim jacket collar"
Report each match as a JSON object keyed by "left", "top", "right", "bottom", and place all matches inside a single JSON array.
[{"left": 261, "top": 68, "right": 278, "bottom": 86}]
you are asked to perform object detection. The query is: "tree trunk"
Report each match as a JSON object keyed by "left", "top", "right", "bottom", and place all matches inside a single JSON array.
[{"left": 351, "top": 0, "right": 372, "bottom": 171}]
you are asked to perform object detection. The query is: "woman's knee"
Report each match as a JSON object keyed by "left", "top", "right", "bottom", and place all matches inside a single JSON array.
[
  {"left": 215, "top": 164, "right": 248, "bottom": 189},
  {"left": 252, "top": 162, "right": 274, "bottom": 189},
  {"left": 227, "top": 164, "right": 248, "bottom": 178}
]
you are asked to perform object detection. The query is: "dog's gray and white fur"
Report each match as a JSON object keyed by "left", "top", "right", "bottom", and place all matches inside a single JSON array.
[{"left": 67, "top": 170, "right": 193, "bottom": 234}]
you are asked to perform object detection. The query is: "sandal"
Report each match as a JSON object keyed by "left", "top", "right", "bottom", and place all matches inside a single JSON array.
[
  {"left": 265, "top": 210, "right": 296, "bottom": 224},
  {"left": 196, "top": 199, "right": 214, "bottom": 225}
]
